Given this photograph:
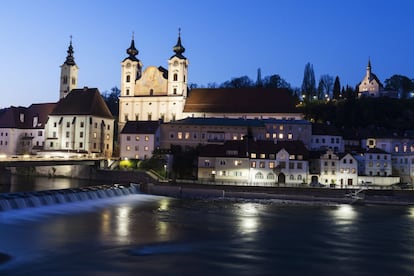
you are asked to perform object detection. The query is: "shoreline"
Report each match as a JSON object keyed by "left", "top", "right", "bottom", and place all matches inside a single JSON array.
[{"left": 140, "top": 182, "right": 414, "bottom": 206}]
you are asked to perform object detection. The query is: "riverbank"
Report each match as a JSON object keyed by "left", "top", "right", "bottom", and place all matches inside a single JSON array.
[{"left": 140, "top": 182, "right": 414, "bottom": 206}]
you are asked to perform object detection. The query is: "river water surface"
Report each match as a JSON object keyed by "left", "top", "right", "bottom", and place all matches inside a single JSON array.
[{"left": 1, "top": 177, "right": 414, "bottom": 275}]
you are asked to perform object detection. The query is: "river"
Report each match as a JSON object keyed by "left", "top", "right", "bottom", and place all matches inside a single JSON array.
[{"left": 1, "top": 176, "right": 414, "bottom": 275}]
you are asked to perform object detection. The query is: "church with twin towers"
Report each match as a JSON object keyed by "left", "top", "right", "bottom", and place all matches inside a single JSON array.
[{"left": 118, "top": 30, "right": 189, "bottom": 131}]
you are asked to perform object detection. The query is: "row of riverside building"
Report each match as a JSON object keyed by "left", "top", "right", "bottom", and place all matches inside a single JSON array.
[{"left": 0, "top": 32, "right": 411, "bottom": 187}]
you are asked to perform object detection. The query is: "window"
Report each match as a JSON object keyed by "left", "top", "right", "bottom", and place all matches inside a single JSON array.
[
  {"left": 343, "top": 159, "right": 347, "bottom": 164},
  {"left": 38, "top": 131, "right": 42, "bottom": 136},
  {"left": 66, "top": 131, "right": 70, "bottom": 138},
  {"left": 278, "top": 133, "right": 284, "bottom": 139},
  {"left": 65, "top": 142, "right": 69, "bottom": 148},
  {"left": 219, "top": 160, "right": 226, "bottom": 165},
  {"left": 267, "top": 173, "right": 275, "bottom": 180},
  {"left": 173, "top": 88, "right": 177, "bottom": 94},
  {"left": 135, "top": 145, "right": 139, "bottom": 151},
  {"left": 251, "top": 161, "right": 256, "bottom": 168},
  {"left": 80, "top": 132, "right": 83, "bottom": 138},
  {"left": 259, "top": 161, "right": 265, "bottom": 168},
  {"left": 93, "top": 143, "right": 97, "bottom": 149},
  {"left": 135, "top": 114, "right": 139, "bottom": 121},
  {"left": 144, "top": 146, "right": 149, "bottom": 151},
  {"left": 250, "top": 153, "right": 256, "bottom": 158},
  {"left": 298, "top": 175, "right": 302, "bottom": 180},
  {"left": 297, "top": 163, "right": 303, "bottom": 169},
  {"left": 52, "top": 131, "right": 57, "bottom": 138},
  {"left": 71, "top": 77, "right": 76, "bottom": 85},
  {"left": 126, "top": 89, "right": 130, "bottom": 96},
  {"left": 148, "top": 113, "right": 152, "bottom": 121},
  {"left": 126, "top": 136, "right": 131, "bottom": 141},
  {"left": 185, "top": 132, "right": 190, "bottom": 140},
  {"left": 290, "top": 175, "right": 294, "bottom": 180},
  {"left": 80, "top": 122, "right": 84, "bottom": 128},
  {"left": 173, "top": 73, "right": 178, "bottom": 81},
  {"left": 93, "top": 132, "right": 97, "bottom": 138},
  {"left": 126, "top": 146, "right": 131, "bottom": 151},
  {"left": 94, "top": 122, "right": 98, "bottom": 128},
  {"left": 124, "top": 114, "right": 129, "bottom": 122},
  {"left": 289, "top": 163, "right": 294, "bottom": 169},
  {"left": 63, "top": 75, "right": 68, "bottom": 84},
  {"left": 279, "top": 161, "right": 286, "bottom": 169},
  {"left": 288, "top": 133, "right": 293, "bottom": 140},
  {"left": 269, "top": 162, "right": 275, "bottom": 169},
  {"left": 106, "top": 134, "right": 110, "bottom": 140},
  {"left": 135, "top": 136, "right": 140, "bottom": 141},
  {"left": 66, "top": 122, "right": 70, "bottom": 128},
  {"left": 145, "top": 136, "right": 149, "bottom": 141},
  {"left": 178, "top": 132, "right": 183, "bottom": 140},
  {"left": 260, "top": 153, "right": 266, "bottom": 159},
  {"left": 126, "top": 75, "right": 130, "bottom": 82},
  {"left": 255, "top": 172, "right": 263, "bottom": 179}
]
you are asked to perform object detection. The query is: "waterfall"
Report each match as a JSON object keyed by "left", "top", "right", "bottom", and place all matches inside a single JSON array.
[{"left": 0, "top": 183, "right": 141, "bottom": 212}]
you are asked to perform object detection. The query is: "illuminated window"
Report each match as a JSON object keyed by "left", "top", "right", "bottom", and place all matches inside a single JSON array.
[
  {"left": 251, "top": 153, "right": 256, "bottom": 158},
  {"left": 260, "top": 153, "right": 266, "bottom": 159},
  {"left": 289, "top": 155, "right": 295, "bottom": 160},
  {"left": 251, "top": 161, "right": 256, "bottom": 168},
  {"left": 279, "top": 125, "right": 284, "bottom": 130},
  {"left": 185, "top": 132, "right": 190, "bottom": 139},
  {"left": 144, "top": 146, "right": 149, "bottom": 151},
  {"left": 233, "top": 134, "right": 238, "bottom": 140},
  {"left": 269, "top": 162, "right": 275, "bottom": 169},
  {"left": 93, "top": 132, "right": 97, "bottom": 139},
  {"left": 126, "top": 146, "right": 131, "bottom": 151},
  {"left": 234, "top": 160, "right": 242, "bottom": 166},
  {"left": 266, "top": 133, "right": 270, "bottom": 139},
  {"left": 135, "top": 136, "right": 140, "bottom": 141},
  {"left": 288, "top": 133, "right": 293, "bottom": 140},
  {"left": 259, "top": 161, "right": 265, "bottom": 168},
  {"left": 278, "top": 133, "right": 284, "bottom": 139},
  {"left": 145, "top": 136, "right": 149, "bottom": 141},
  {"left": 272, "top": 133, "right": 277, "bottom": 139},
  {"left": 177, "top": 132, "right": 183, "bottom": 139}
]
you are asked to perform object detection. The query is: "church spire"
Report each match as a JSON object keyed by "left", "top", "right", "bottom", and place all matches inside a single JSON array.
[
  {"left": 366, "top": 57, "right": 372, "bottom": 77},
  {"left": 126, "top": 32, "right": 139, "bottom": 60},
  {"left": 64, "top": 35, "right": 76, "bottom": 66},
  {"left": 172, "top": 28, "right": 186, "bottom": 59}
]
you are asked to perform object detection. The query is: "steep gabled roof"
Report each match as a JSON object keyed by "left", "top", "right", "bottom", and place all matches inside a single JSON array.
[
  {"left": 184, "top": 88, "right": 298, "bottom": 113},
  {"left": 50, "top": 87, "right": 113, "bottom": 119},
  {"left": 121, "top": 120, "right": 160, "bottom": 134}
]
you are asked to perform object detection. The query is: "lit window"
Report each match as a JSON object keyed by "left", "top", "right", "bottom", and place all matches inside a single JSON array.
[
  {"left": 144, "top": 146, "right": 149, "bottom": 151},
  {"left": 278, "top": 133, "right": 284, "bottom": 139},
  {"left": 269, "top": 162, "right": 275, "bottom": 169},
  {"left": 145, "top": 136, "right": 149, "bottom": 141},
  {"left": 272, "top": 133, "right": 277, "bottom": 139},
  {"left": 185, "top": 132, "right": 190, "bottom": 139},
  {"left": 135, "top": 136, "right": 140, "bottom": 141},
  {"left": 251, "top": 161, "right": 256, "bottom": 168},
  {"left": 126, "top": 146, "right": 131, "bottom": 151},
  {"left": 178, "top": 132, "right": 183, "bottom": 140},
  {"left": 251, "top": 153, "right": 256, "bottom": 158},
  {"left": 93, "top": 132, "right": 97, "bottom": 138},
  {"left": 259, "top": 161, "right": 265, "bottom": 168},
  {"left": 260, "top": 153, "right": 266, "bottom": 159},
  {"left": 288, "top": 133, "right": 293, "bottom": 140}
]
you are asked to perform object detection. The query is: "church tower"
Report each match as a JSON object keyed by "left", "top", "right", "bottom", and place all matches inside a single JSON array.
[
  {"left": 59, "top": 37, "right": 78, "bottom": 99},
  {"left": 120, "top": 33, "right": 143, "bottom": 97},
  {"left": 167, "top": 29, "right": 188, "bottom": 97}
]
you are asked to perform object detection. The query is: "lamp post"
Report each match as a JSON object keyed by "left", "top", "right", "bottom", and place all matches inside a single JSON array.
[{"left": 164, "top": 164, "right": 167, "bottom": 180}]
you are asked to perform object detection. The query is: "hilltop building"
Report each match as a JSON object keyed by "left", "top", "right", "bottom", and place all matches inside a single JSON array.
[{"left": 358, "top": 58, "right": 398, "bottom": 98}]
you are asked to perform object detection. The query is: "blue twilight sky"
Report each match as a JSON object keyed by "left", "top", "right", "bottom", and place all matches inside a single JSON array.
[{"left": 1, "top": 0, "right": 413, "bottom": 108}]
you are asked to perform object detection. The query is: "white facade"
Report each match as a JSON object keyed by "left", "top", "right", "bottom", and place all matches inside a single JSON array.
[
  {"left": 337, "top": 153, "right": 358, "bottom": 187},
  {"left": 310, "top": 135, "right": 344, "bottom": 153},
  {"left": 119, "top": 33, "right": 188, "bottom": 132},
  {"left": 362, "top": 149, "right": 392, "bottom": 177},
  {"left": 44, "top": 115, "right": 113, "bottom": 157}
]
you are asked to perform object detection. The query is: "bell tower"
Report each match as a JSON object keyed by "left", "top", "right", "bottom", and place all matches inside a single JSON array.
[
  {"left": 120, "top": 32, "right": 143, "bottom": 97},
  {"left": 168, "top": 29, "right": 188, "bottom": 97},
  {"left": 59, "top": 36, "right": 78, "bottom": 99}
]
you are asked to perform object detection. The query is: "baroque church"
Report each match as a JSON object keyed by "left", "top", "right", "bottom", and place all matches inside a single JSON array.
[{"left": 118, "top": 31, "right": 189, "bottom": 132}]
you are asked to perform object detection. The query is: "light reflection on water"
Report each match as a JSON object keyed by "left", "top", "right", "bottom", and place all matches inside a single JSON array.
[{"left": 1, "top": 195, "right": 414, "bottom": 275}]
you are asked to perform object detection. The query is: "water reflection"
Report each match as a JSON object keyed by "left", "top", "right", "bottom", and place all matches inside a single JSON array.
[
  {"left": 116, "top": 206, "right": 131, "bottom": 243},
  {"left": 237, "top": 203, "right": 261, "bottom": 234},
  {"left": 330, "top": 204, "right": 357, "bottom": 225}
]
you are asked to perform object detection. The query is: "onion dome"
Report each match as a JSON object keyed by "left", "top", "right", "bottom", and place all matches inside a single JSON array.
[
  {"left": 64, "top": 36, "right": 76, "bottom": 66},
  {"left": 172, "top": 28, "right": 186, "bottom": 59}
]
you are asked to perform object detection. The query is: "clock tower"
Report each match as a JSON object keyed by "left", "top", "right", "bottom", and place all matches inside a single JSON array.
[{"left": 59, "top": 37, "right": 78, "bottom": 99}]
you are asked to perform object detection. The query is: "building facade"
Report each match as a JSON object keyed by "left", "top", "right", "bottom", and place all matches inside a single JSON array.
[
  {"left": 44, "top": 88, "right": 114, "bottom": 157},
  {"left": 118, "top": 32, "right": 188, "bottom": 132}
]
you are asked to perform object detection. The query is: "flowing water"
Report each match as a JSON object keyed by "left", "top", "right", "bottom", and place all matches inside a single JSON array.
[{"left": 1, "top": 193, "right": 414, "bottom": 275}]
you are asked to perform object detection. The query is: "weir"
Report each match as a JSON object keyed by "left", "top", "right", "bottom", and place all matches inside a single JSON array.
[{"left": 0, "top": 183, "right": 141, "bottom": 211}]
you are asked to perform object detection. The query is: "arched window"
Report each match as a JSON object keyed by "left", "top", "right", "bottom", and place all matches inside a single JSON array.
[
  {"left": 150, "top": 89, "right": 154, "bottom": 96},
  {"left": 126, "top": 75, "right": 131, "bottom": 83},
  {"left": 173, "top": 73, "right": 178, "bottom": 81},
  {"left": 298, "top": 175, "right": 302, "bottom": 180},
  {"left": 289, "top": 175, "right": 294, "bottom": 180},
  {"left": 255, "top": 172, "right": 263, "bottom": 179},
  {"left": 267, "top": 173, "right": 275, "bottom": 180},
  {"left": 63, "top": 76, "right": 68, "bottom": 84}
]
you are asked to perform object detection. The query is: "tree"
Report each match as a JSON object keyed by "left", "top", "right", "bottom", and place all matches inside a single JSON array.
[
  {"left": 301, "top": 63, "right": 316, "bottom": 101},
  {"left": 262, "top": 74, "right": 291, "bottom": 89},
  {"left": 319, "top": 74, "right": 334, "bottom": 100},
  {"left": 220, "top": 76, "right": 254, "bottom": 88},
  {"left": 384, "top": 75, "right": 413, "bottom": 99},
  {"left": 333, "top": 76, "right": 341, "bottom": 100},
  {"left": 101, "top": 86, "right": 120, "bottom": 117}
]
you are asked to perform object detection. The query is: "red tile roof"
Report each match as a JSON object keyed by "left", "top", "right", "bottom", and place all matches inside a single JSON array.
[{"left": 184, "top": 88, "right": 297, "bottom": 113}]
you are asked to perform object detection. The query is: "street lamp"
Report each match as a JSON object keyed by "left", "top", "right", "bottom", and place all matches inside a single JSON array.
[{"left": 164, "top": 164, "right": 167, "bottom": 179}]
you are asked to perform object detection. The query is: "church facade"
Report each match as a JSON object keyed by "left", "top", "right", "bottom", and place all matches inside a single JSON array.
[{"left": 118, "top": 32, "right": 188, "bottom": 132}]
